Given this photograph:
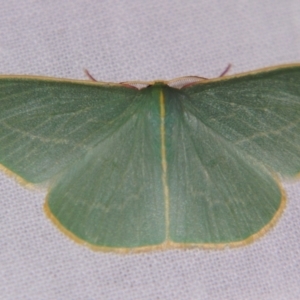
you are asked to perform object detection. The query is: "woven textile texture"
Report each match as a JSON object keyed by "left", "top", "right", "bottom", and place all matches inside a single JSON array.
[{"left": 0, "top": 1, "right": 300, "bottom": 299}]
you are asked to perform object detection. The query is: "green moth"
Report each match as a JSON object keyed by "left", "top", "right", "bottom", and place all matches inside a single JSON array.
[{"left": 1, "top": 64, "right": 299, "bottom": 252}]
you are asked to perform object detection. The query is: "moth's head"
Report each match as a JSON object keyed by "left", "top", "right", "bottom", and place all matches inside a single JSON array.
[{"left": 121, "top": 77, "right": 209, "bottom": 90}]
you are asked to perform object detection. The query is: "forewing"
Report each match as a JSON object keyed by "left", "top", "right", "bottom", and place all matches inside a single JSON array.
[
  {"left": 0, "top": 78, "right": 138, "bottom": 183},
  {"left": 184, "top": 66, "right": 300, "bottom": 177}
]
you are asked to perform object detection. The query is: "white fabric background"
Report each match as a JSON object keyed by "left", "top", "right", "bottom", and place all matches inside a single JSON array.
[{"left": 0, "top": 1, "right": 300, "bottom": 299}]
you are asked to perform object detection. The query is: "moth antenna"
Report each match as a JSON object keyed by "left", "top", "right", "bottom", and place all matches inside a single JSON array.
[
  {"left": 219, "top": 64, "right": 232, "bottom": 77},
  {"left": 84, "top": 69, "right": 97, "bottom": 82}
]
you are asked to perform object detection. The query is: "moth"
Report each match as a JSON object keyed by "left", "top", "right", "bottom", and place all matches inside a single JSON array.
[{"left": 0, "top": 64, "right": 299, "bottom": 252}]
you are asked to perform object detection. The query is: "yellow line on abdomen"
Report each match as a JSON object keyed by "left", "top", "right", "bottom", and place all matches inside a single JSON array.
[{"left": 159, "top": 90, "right": 170, "bottom": 240}]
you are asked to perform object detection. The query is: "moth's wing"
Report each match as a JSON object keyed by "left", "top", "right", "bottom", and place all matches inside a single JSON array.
[
  {"left": 0, "top": 78, "right": 166, "bottom": 249},
  {"left": 165, "top": 66, "right": 300, "bottom": 245},
  {"left": 185, "top": 66, "right": 300, "bottom": 176},
  {"left": 0, "top": 78, "right": 139, "bottom": 183}
]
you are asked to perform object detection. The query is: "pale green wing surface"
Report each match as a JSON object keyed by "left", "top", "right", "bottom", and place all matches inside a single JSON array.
[
  {"left": 0, "top": 78, "right": 166, "bottom": 248},
  {"left": 165, "top": 66, "right": 300, "bottom": 245},
  {"left": 184, "top": 66, "right": 300, "bottom": 176},
  {"left": 0, "top": 78, "right": 139, "bottom": 183},
  {"left": 47, "top": 87, "right": 166, "bottom": 248}
]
